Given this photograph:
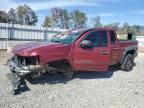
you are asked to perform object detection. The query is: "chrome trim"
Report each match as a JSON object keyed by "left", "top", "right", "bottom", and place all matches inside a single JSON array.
[{"left": 9, "top": 59, "right": 30, "bottom": 76}]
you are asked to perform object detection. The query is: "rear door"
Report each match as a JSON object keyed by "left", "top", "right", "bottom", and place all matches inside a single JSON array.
[
  {"left": 72, "top": 30, "right": 110, "bottom": 71},
  {"left": 109, "top": 31, "right": 120, "bottom": 65}
]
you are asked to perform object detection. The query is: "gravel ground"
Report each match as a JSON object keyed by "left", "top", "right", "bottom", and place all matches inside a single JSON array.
[{"left": 0, "top": 53, "right": 144, "bottom": 108}]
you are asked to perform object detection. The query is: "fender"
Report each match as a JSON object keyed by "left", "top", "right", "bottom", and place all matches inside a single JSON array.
[{"left": 120, "top": 45, "right": 138, "bottom": 64}]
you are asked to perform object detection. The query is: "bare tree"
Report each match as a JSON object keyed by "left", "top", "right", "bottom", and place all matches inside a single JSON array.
[
  {"left": 92, "top": 16, "right": 102, "bottom": 28},
  {"left": 7, "top": 8, "right": 17, "bottom": 24}
]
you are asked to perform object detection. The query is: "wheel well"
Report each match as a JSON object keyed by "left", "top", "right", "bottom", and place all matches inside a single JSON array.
[
  {"left": 126, "top": 50, "right": 135, "bottom": 55},
  {"left": 120, "top": 50, "right": 135, "bottom": 64},
  {"left": 48, "top": 59, "right": 72, "bottom": 70}
]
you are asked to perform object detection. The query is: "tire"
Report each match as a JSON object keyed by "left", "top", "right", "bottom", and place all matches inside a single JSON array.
[
  {"left": 121, "top": 54, "right": 134, "bottom": 71},
  {"left": 63, "top": 71, "right": 74, "bottom": 79}
]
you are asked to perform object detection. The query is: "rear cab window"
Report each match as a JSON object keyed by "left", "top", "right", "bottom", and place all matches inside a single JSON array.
[{"left": 110, "top": 31, "right": 116, "bottom": 44}]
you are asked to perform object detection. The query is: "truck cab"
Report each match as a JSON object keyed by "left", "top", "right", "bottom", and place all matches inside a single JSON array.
[
  {"left": 69, "top": 28, "right": 137, "bottom": 72},
  {"left": 71, "top": 28, "right": 115, "bottom": 71}
]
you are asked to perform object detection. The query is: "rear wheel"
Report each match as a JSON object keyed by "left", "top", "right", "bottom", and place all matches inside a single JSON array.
[{"left": 121, "top": 54, "right": 134, "bottom": 71}]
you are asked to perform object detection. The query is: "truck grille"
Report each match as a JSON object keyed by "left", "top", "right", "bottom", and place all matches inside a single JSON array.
[{"left": 12, "top": 55, "right": 39, "bottom": 66}]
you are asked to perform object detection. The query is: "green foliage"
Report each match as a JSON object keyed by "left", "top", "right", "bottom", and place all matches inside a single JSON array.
[
  {"left": 62, "top": 9, "right": 70, "bottom": 29},
  {"left": 70, "top": 10, "right": 87, "bottom": 28},
  {"left": 103, "top": 21, "right": 144, "bottom": 35},
  {"left": 0, "top": 5, "right": 144, "bottom": 35},
  {"left": 16, "top": 5, "right": 38, "bottom": 25},
  {"left": 43, "top": 16, "right": 52, "bottom": 27},
  {"left": 118, "top": 22, "right": 144, "bottom": 35},
  {"left": 0, "top": 11, "right": 8, "bottom": 23},
  {"left": 104, "top": 22, "right": 120, "bottom": 31},
  {"left": 0, "top": 5, "right": 38, "bottom": 25},
  {"left": 50, "top": 8, "right": 87, "bottom": 29}
]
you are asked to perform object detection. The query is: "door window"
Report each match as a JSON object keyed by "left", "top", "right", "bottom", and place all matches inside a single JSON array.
[{"left": 84, "top": 31, "right": 108, "bottom": 47}]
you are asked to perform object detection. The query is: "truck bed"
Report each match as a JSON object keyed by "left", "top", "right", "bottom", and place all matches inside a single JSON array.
[{"left": 118, "top": 39, "right": 138, "bottom": 48}]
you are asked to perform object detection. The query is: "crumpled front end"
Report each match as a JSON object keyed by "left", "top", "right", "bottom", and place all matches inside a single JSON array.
[
  {"left": 9, "top": 59, "right": 30, "bottom": 76},
  {"left": 7, "top": 55, "right": 44, "bottom": 94},
  {"left": 7, "top": 41, "right": 71, "bottom": 94},
  {"left": 9, "top": 55, "right": 40, "bottom": 76}
]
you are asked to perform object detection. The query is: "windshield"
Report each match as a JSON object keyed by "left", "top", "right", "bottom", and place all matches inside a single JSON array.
[{"left": 51, "top": 32, "right": 82, "bottom": 44}]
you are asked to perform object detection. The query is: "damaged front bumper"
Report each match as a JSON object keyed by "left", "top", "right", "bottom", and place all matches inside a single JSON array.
[
  {"left": 9, "top": 59, "right": 31, "bottom": 76},
  {"left": 8, "top": 58, "right": 47, "bottom": 90},
  {"left": 7, "top": 59, "right": 30, "bottom": 94}
]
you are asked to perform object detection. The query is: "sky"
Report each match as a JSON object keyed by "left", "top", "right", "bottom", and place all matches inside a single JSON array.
[{"left": 0, "top": 0, "right": 144, "bottom": 26}]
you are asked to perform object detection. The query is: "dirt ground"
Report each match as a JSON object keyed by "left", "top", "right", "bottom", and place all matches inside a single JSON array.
[{"left": 0, "top": 52, "right": 144, "bottom": 108}]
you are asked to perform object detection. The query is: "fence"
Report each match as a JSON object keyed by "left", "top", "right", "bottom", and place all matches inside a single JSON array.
[
  {"left": 136, "top": 36, "right": 144, "bottom": 46},
  {"left": 1, "top": 23, "right": 144, "bottom": 50},
  {"left": 0, "top": 23, "right": 67, "bottom": 50}
]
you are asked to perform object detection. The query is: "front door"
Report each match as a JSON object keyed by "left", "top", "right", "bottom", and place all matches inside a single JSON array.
[{"left": 72, "top": 30, "right": 110, "bottom": 72}]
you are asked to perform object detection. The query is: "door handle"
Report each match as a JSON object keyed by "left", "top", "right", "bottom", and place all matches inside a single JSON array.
[
  {"left": 112, "top": 48, "right": 120, "bottom": 50},
  {"left": 100, "top": 51, "right": 109, "bottom": 55}
]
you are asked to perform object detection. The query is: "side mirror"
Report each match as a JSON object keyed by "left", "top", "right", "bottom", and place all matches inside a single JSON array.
[{"left": 80, "top": 40, "right": 93, "bottom": 48}]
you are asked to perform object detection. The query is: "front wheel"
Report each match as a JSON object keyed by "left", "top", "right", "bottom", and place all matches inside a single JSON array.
[{"left": 121, "top": 54, "right": 134, "bottom": 71}]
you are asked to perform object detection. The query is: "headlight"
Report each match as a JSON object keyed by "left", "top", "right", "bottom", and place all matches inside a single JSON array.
[{"left": 12, "top": 55, "right": 18, "bottom": 64}]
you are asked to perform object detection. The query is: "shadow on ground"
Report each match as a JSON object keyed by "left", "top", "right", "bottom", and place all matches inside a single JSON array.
[
  {"left": 15, "top": 63, "right": 136, "bottom": 94},
  {"left": 16, "top": 67, "right": 119, "bottom": 94},
  {"left": 27, "top": 69, "right": 117, "bottom": 85},
  {"left": 15, "top": 69, "right": 115, "bottom": 94},
  {"left": 10, "top": 64, "right": 136, "bottom": 95}
]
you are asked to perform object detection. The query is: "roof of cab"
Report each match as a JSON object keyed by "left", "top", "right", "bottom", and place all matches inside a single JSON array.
[{"left": 69, "top": 27, "right": 114, "bottom": 33}]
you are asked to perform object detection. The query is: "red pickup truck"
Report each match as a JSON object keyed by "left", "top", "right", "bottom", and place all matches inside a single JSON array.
[{"left": 8, "top": 28, "right": 138, "bottom": 93}]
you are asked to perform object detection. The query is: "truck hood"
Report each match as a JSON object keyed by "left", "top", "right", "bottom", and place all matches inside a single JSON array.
[
  {"left": 12, "top": 41, "right": 70, "bottom": 57},
  {"left": 13, "top": 41, "right": 56, "bottom": 52}
]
